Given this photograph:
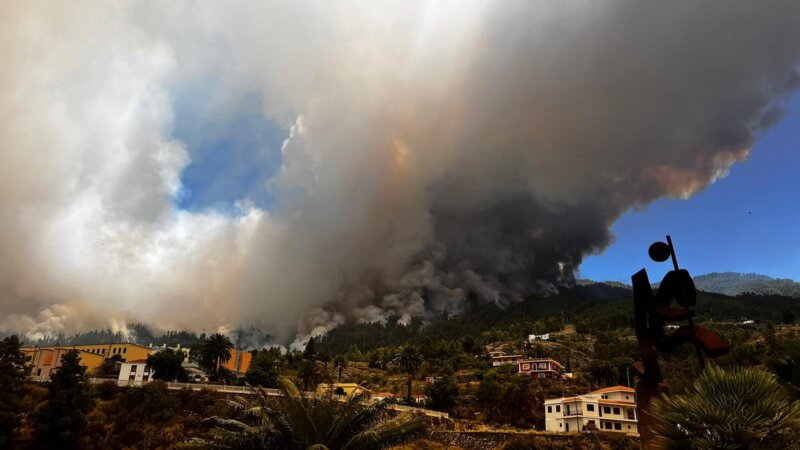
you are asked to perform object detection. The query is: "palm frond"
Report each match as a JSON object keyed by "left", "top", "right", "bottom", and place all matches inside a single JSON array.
[{"left": 343, "top": 412, "right": 426, "bottom": 450}]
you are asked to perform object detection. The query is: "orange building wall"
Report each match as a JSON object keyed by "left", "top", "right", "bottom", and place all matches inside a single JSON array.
[{"left": 221, "top": 349, "right": 252, "bottom": 373}]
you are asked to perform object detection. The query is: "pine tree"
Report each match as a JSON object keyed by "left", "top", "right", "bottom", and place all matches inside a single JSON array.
[
  {"left": 302, "top": 336, "right": 316, "bottom": 361},
  {"left": 0, "top": 336, "right": 27, "bottom": 447},
  {"left": 36, "top": 350, "right": 94, "bottom": 449}
]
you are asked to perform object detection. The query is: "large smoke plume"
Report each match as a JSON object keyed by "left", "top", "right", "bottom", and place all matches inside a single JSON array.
[{"left": 1, "top": 1, "right": 799, "bottom": 343}]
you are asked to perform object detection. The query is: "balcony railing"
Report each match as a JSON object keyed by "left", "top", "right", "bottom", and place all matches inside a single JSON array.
[{"left": 563, "top": 409, "right": 583, "bottom": 416}]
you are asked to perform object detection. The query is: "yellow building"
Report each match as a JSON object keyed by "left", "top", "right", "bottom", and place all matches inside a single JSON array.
[
  {"left": 544, "top": 386, "right": 638, "bottom": 436},
  {"left": 68, "top": 343, "right": 154, "bottom": 362},
  {"left": 316, "top": 383, "right": 372, "bottom": 398},
  {"left": 22, "top": 347, "right": 105, "bottom": 380}
]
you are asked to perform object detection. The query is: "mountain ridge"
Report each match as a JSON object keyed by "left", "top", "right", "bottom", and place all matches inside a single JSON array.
[{"left": 578, "top": 271, "right": 800, "bottom": 298}]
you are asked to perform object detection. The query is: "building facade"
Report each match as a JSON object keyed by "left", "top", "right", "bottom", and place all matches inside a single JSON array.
[
  {"left": 118, "top": 360, "right": 154, "bottom": 385},
  {"left": 518, "top": 358, "right": 564, "bottom": 379},
  {"left": 22, "top": 347, "right": 105, "bottom": 381},
  {"left": 528, "top": 333, "right": 550, "bottom": 342},
  {"left": 491, "top": 352, "right": 525, "bottom": 366},
  {"left": 544, "top": 386, "right": 638, "bottom": 436},
  {"left": 316, "top": 383, "right": 372, "bottom": 398},
  {"left": 221, "top": 349, "right": 253, "bottom": 373},
  {"left": 70, "top": 343, "right": 154, "bottom": 362}
]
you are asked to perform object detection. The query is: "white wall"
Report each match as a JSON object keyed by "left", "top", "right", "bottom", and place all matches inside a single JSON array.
[{"left": 118, "top": 362, "right": 153, "bottom": 384}]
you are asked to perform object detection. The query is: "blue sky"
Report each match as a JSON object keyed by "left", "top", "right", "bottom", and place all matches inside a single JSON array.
[
  {"left": 171, "top": 87, "right": 285, "bottom": 214},
  {"left": 580, "top": 92, "right": 800, "bottom": 282}
]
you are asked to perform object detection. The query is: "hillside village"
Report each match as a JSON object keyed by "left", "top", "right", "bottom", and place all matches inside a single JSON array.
[{"left": 5, "top": 287, "right": 800, "bottom": 449}]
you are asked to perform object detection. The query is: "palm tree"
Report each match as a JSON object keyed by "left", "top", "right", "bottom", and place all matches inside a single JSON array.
[
  {"left": 651, "top": 364, "right": 800, "bottom": 449},
  {"left": 206, "top": 378, "right": 426, "bottom": 449},
  {"left": 196, "top": 333, "right": 234, "bottom": 376},
  {"left": 333, "top": 355, "right": 348, "bottom": 383},
  {"left": 297, "top": 359, "right": 321, "bottom": 392},
  {"left": 394, "top": 345, "right": 423, "bottom": 405}
]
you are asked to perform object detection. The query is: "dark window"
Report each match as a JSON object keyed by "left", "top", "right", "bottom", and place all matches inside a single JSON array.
[
  {"left": 559, "top": 423, "right": 562, "bottom": 428},
  {"left": 625, "top": 395, "right": 629, "bottom": 400},
  {"left": 123, "top": 348, "right": 127, "bottom": 354},
  {"left": 614, "top": 423, "right": 621, "bottom": 430},
  {"left": 604, "top": 407, "right": 611, "bottom": 414},
  {"left": 37, "top": 368, "right": 42, "bottom": 376},
  {"left": 547, "top": 406, "right": 552, "bottom": 413},
  {"left": 613, "top": 407, "right": 620, "bottom": 415},
  {"left": 556, "top": 405, "right": 561, "bottom": 413},
  {"left": 587, "top": 404, "right": 595, "bottom": 412},
  {"left": 565, "top": 423, "right": 569, "bottom": 432}
]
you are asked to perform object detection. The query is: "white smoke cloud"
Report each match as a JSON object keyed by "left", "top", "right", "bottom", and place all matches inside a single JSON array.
[{"left": 0, "top": 1, "right": 799, "bottom": 343}]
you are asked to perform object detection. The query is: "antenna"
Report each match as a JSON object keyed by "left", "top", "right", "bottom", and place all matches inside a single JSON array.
[{"left": 666, "top": 235, "right": 679, "bottom": 271}]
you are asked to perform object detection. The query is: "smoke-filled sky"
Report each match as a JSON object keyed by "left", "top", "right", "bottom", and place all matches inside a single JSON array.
[{"left": 1, "top": 1, "right": 799, "bottom": 343}]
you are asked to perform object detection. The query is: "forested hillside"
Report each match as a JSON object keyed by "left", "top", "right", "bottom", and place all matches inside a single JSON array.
[{"left": 693, "top": 272, "right": 800, "bottom": 297}]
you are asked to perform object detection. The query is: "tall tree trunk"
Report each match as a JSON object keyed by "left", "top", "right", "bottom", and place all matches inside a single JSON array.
[{"left": 407, "top": 374, "right": 412, "bottom": 404}]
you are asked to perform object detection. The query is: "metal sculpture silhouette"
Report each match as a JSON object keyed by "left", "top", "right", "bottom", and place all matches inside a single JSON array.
[{"left": 631, "top": 236, "right": 730, "bottom": 449}]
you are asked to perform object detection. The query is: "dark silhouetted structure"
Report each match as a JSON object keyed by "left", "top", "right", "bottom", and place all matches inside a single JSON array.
[{"left": 631, "top": 236, "right": 730, "bottom": 449}]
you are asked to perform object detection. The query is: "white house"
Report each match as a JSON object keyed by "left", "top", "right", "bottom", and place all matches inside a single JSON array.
[
  {"left": 528, "top": 333, "right": 550, "bottom": 342},
  {"left": 544, "top": 386, "right": 638, "bottom": 436},
  {"left": 118, "top": 360, "right": 154, "bottom": 385}
]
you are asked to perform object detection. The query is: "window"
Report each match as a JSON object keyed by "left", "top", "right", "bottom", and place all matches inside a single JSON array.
[
  {"left": 523, "top": 364, "right": 529, "bottom": 370},
  {"left": 123, "top": 348, "right": 127, "bottom": 354},
  {"left": 587, "top": 420, "right": 595, "bottom": 426},
  {"left": 604, "top": 407, "right": 611, "bottom": 414},
  {"left": 547, "top": 406, "right": 552, "bottom": 413},
  {"left": 614, "top": 423, "right": 621, "bottom": 430},
  {"left": 587, "top": 404, "right": 594, "bottom": 412},
  {"left": 613, "top": 407, "right": 620, "bottom": 415},
  {"left": 538, "top": 373, "right": 546, "bottom": 379},
  {"left": 625, "top": 395, "right": 630, "bottom": 400},
  {"left": 601, "top": 394, "right": 608, "bottom": 399},
  {"left": 604, "top": 422, "right": 612, "bottom": 430},
  {"left": 556, "top": 405, "right": 561, "bottom": 413},
  {"left": 37, "top": 368, "right": 42, "bottom": 376},
  {"left": 628, "top": 409, "right": 635, "bottom": 420},
  {"left": 102, "top": 349, "right": 106, "bottom": 354}
]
